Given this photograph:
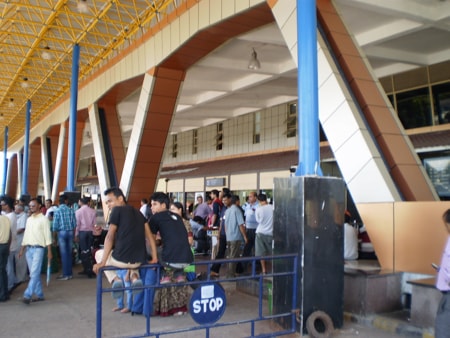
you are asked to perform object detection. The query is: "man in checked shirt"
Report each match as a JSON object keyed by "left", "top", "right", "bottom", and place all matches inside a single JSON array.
[{"left": 52, "top": 194, "right": 77, "bottom": 281}]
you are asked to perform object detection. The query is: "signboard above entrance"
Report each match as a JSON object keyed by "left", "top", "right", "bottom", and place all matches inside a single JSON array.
[{"left": 206, "top": 178, "right": 226, "bottom": 187}]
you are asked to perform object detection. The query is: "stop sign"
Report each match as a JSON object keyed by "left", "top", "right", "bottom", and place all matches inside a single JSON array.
[{"left": 189, "top": 283, "right": 226, "bottom": 325}]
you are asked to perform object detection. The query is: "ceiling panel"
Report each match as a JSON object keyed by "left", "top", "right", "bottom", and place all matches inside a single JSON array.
[{"left": 1, "top": 0, "right": 450, "bottom": 151}]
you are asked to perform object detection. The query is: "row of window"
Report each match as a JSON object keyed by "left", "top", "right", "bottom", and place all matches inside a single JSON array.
[
  {"left": 171, "top": 104, "right": 296, "bottom": 158},
  {"left": 170, "top": 79, "right": 450, "bottom": 158},
  {"left": 388, "top": 82, "right": 450, "bottom": 129}
]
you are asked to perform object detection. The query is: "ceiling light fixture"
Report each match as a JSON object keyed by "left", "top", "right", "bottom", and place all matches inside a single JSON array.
[
  {"left": 248, "top": 48, "right": 261, "bottom": 70},
  {"left": 21, "top": 77, "right": 29, "bottom": 88},
  {"left": 77, "top": 0, "right": 89, "bottom": 14},
  {"left": 41, "top": 46, "right": 52, "bottom": 60},
  {"left": 8, "top": 98, "right": 15, "bottom": 108}
]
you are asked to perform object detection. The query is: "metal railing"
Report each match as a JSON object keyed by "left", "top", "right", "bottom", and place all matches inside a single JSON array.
[{"left": 96, "top": 253, "right": 299, "bottom": 338}]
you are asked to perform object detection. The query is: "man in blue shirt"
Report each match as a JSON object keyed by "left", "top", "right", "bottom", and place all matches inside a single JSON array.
[
  {"left": 224, "top": 195, "right": 248, "bottom": 278},
  {"left": 52, "top": 194, "right": 77, "bottom": 280}
]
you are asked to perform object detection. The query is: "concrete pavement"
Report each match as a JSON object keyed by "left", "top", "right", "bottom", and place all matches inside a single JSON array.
[{"left": 0, "top": 262, "right": 430, "bottom": 338}]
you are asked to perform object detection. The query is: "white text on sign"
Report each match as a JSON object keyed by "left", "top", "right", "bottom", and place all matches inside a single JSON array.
[{"left": 192, "top": 297, "right": 224, "bottom": 313}]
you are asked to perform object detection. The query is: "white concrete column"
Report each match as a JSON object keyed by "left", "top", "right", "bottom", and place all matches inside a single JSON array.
[
  {"left": 88, "top": 103, "right": 110, "bottom": 198},
  {"left": 5, "top": 154, "right": 13, "bottom": 197},
  {"left": 119, "top": 72, "right": 157, "bottom": 197},
  {"left": 40, "top": 135, "right": 51, "bottom": 199},
  {"left": 16, "top": 151, "right": 23, "bottom": 198},
  {"left": 51, "top": 123, "right": 66, "bottom": 202}
]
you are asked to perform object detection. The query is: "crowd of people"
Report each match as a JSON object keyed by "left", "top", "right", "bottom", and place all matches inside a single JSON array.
[
  {"left": 0, "top": 187, "right": 275, "bottom": 319},
  {"left": 5, "top": 187, "right": 449, "bottom": 337},
  {"left": 0, "top": 186, "right": 375, "bottom": 317},
  {"left": 191, "top": 188, "right": 274, "bottom": 279},
  {"left": 0, "top": 194, "right": 101, "bottom": 303}
]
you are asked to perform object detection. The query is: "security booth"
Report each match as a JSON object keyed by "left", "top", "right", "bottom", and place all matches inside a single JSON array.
[{"left": 273, "top": 176, "right": 345, "bottom": 335}]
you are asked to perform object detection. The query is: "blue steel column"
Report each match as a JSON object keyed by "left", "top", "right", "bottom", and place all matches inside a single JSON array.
[
  {"left": 1, "top": 126, "right": 8, "bottom": 195},
  {"left": 22, "top": 100, "right": 31, "bottom": 196},
  {"left": 67, "top": 44, "right": 80, "bottom": 191},
  {"left": 295, "top": 0, "right": 322, "bottom": 176}
]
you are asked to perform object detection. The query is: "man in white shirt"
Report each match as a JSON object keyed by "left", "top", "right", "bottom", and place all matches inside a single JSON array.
[
  {"left": 343, "top": 211, "right": 358, "bottom": 261},
  {"left": 139, "top": 198, "right": 148, "bottom": 217},
  {"left": 1, "top": 196, "right": 18, "bottom": 292},
  {"left": 44, "top": 199, "right": 57, "bottom": 218},
  {"left": 255, "top": 193, "right": 273, "bottom": 274},
  {"left": 0, "top": 213, "right": 11, "bottom": 302}
]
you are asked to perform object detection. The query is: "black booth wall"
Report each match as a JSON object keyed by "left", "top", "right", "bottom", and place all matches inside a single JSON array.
[{"left": 272, "top": 176, "right": 345, "bottom": 332}]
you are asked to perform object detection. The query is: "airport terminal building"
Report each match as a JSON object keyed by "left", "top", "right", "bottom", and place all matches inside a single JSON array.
[{"left": 1, "top": 0, "right": 450, "bottom": 330}]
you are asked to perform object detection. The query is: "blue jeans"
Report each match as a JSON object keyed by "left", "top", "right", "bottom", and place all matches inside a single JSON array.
[
  {"left": 24, "top": 247, "right": 45, "bottom": 299},
  {"left": 58, "top": 230, "right": 74, "bottom": 277},
  {"left": 116, "top": 269, "right": 133, "bottom": 309}
]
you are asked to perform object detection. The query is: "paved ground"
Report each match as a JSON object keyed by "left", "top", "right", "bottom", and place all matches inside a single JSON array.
[{"left": 0, "top": 262, "right": 427, "bottom": 338}]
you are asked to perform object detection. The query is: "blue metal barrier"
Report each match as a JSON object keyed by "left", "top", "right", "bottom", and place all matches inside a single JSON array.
[{"left": 96, "top": 253, "right": 299, "bottom": 338}]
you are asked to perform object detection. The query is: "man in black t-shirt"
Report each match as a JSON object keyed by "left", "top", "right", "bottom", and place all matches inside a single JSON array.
[
  {"left": 93, "top": 187, "right": 157, "bottom": 298},
  {"left": 149, "top": 192, "right": 193, "bottom": 284},
  {"left": 210, "top": 192, "right": 230, "bottom": 277}
]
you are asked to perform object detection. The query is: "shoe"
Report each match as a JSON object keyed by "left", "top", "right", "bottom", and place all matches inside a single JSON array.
[
  {"left": 131, "top": 279, "right": 143, "bottom": 296},
  {"left": 160, "top": 276, "right": 171, "bottom": 284},
  {"left": 22, "top": 297, "right": 31, "bottom": 305},
  {"left": 111, "top": 280, "right": 124, "bottom": 300},
  {"left": 56, "top": 275, "right": 70, "bottom": 281},
  {"left": 11, "top": 282, "right": 21, "bottom": 291},
  {"left": 32, "top": 297, "right": 45, "bottom": 302},
  {"left": 175, "top": 275, "right": 185, "bottom": 283}
]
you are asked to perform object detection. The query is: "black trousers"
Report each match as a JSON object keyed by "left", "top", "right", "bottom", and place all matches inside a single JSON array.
[
  {"left": 0, "top": 243, "right": 9, "bottom": 301},
  {"left": 236, "top": 228, "right": 256, "bottom": 273},
  {"left": 79, "top": 231, "right": 94, "bottom": 274}
]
